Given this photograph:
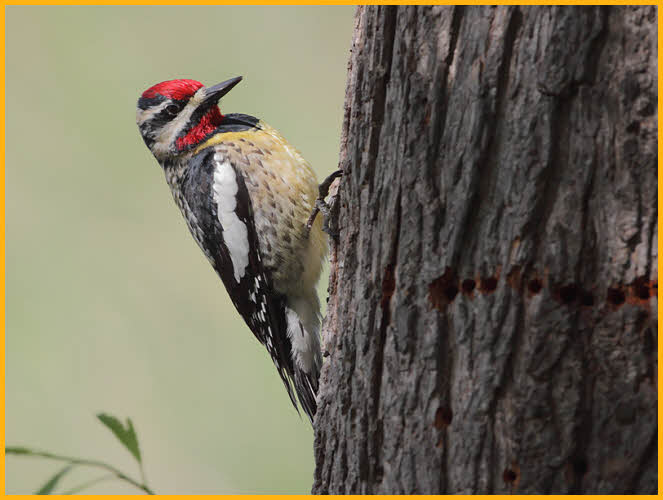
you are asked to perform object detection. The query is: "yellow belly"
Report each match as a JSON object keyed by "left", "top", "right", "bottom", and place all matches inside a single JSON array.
[{"left": 194, "top": 121, "right": 327, "bottom": 297}]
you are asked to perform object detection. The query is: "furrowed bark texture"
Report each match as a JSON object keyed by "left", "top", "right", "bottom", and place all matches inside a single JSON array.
[{"left": 313, "top": 6, "right": 657, "bottom": 494}]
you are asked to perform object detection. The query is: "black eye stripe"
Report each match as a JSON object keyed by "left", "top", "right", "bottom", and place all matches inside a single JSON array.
[
  {"left": 139, "top": 99, "right": 189, "bottom": 128},
  {"left": 140, "top": 110, "right": 172, "bottom": 131},
  {"left": 137, "top": 96, "right": 188, "bottom": 113},
  {"left": 151, "top": 108, "right": 178, "bottom": 125},
  {"left": 137, "top": 95, "right": 165, "bottom": 110}
]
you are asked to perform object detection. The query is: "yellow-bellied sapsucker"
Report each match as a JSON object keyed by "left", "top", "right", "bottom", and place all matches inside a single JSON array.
[{"left": 136, "top": 77, "right": 330, "bottom": 421}]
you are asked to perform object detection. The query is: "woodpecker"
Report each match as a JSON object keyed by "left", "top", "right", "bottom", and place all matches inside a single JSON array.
[{"left": 136, "top": 76, "right": 329, "bottom": 421}]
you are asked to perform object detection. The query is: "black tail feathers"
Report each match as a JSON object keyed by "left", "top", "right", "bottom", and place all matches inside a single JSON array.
[{"left": 294, "top": 366, "right": 320, "bottom": 423}]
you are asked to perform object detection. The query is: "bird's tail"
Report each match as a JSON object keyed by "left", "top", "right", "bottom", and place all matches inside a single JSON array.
[
  {"left": 294, "top": 365, "right": 319, "bottom": 423},
  {"left": 285, "top": 295, "right": 322, "bottom": 423}
]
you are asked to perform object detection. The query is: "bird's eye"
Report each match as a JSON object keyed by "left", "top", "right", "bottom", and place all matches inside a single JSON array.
[{"left": 165, "top": 104, "right": 180, "bottom": 116}]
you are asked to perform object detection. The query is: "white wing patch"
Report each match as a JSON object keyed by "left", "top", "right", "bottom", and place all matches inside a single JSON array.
[{"left": 212, "top": 155, "right": 249, "bottom": 282}]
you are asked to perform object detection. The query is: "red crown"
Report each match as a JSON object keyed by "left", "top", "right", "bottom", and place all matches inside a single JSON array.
[{"left": 141, "top": 79, "right": 204, "bottom": 100}]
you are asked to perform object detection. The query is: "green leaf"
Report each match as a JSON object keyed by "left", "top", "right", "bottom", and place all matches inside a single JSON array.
[
  {"left": 35, "top": 464, "right": 73, "bottom": 494},
  {"left": 96, "top": 413, "right": 142, "bottom": 464},
  {"left": 6, "top": 446, "right": 33, "bottom": 455}
]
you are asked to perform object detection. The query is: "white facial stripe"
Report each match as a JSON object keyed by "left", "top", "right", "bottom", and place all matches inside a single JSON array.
[
  {"left": 212, "top": 156, "right": 249, "bottom": 282},
  {"left": 144, "top": 88, "right": 207, "bottom": 159},
  {"left": 135, "top": 99, "right": 170, "bottom": 127}
]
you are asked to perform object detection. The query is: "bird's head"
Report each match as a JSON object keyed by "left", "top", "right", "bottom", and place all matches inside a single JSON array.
[{"left": 136, "top": 76, "right": 242, "bottom": 161}]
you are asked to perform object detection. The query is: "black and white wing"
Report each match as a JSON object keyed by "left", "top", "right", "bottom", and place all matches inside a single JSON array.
[{"left": 180, "top": 146, "right": 309, "bottom": 416}]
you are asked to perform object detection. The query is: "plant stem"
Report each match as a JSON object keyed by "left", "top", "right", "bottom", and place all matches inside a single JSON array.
[
  {"left": 7, "top": 448, "right": 154, "bottom": 494},
  {"left": 62, "top": 473, "right": 116, "bottom": 494}
]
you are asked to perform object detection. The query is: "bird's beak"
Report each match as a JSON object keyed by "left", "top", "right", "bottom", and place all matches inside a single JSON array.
[{"left": 201, "top": 76, "right": 243, "bottom": 106}]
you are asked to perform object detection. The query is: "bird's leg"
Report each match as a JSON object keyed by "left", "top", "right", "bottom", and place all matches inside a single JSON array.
[{"left": 306, "top": 169, "right": 343, "bottom": 237}]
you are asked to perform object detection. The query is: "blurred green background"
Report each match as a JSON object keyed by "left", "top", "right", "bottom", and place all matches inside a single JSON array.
[{"left": 6, "top": 6, "right": 353, "bottom": 494}]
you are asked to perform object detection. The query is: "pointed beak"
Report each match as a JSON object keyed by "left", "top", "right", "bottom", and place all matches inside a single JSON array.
[{"left": 201, "top": 76, "right": 242, "bottom": 106}]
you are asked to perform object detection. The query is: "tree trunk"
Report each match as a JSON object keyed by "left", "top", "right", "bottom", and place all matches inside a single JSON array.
[{"left": 313, "top": 5, "right": 657, "bottom": 495}]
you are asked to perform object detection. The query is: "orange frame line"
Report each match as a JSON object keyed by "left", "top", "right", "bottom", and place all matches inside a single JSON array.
[{"left": 1, "top": 2, "right": 660, "bottom": 498}]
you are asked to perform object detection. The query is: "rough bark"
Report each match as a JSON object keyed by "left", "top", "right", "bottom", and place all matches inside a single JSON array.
[{"left": 313, "top": 5, "right": 657, "bottom": 495}]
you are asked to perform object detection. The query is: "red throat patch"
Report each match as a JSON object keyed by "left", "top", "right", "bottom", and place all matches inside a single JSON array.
[
  {"left": 176, "top": 107, "right": 225, "bottom": 151},
  {"left": 142, "top": 79, "right": 204, "bottom": 100}
]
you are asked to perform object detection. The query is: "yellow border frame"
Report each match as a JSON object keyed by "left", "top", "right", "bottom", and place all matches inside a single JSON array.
[
  {"left": 658, "top": 2, "right": 661, "bottom": 495},
  {"left": 1, "top": 2, "right": 660, "bottom": 497},
  {"left": 0, "top": 2, "right": 4, "bottom": 494},
  {"left": 1, "top": 1, "right": 660, "bottom": 4}
]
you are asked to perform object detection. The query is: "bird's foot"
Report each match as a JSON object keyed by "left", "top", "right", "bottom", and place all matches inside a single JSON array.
[{"left": 306, "top": 170, "right": 343, "bottom": 237}]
